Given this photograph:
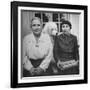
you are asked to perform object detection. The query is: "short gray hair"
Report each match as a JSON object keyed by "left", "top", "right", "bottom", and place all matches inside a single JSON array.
[{"left": 30, "top": 17, "right": 43, "bottom": 27}]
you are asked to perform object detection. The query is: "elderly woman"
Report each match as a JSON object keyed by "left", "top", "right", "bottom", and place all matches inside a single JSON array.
[
  {"left": 23, "top": 17, "right": 53, "bottom": 76},
  {"left": 53, "top": 20, "right": 79, "bottom": 75}
]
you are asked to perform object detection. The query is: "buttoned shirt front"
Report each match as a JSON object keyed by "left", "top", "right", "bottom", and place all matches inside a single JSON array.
[{"left": 23, "top": 32, "right": 53, "bottom": 71}]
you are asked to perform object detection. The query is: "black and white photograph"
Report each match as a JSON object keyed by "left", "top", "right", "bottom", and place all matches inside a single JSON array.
[
  {"left": 22, "top": 10, "right": 80, "bottom": 77},
  {"left": 11, "top": 1, "right": 87, "bottom": 88}
]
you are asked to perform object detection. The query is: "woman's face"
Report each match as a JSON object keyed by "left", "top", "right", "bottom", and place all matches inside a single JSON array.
[
  {"left": 31, "top": 19, "right": 42, "bottom": 36},
  {"left": 62, "top": 24, "right": 71, "bottom": 34}
]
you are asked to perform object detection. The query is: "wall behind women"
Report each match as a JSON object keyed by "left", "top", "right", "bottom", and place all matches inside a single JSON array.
[
  {"left": 22, "top": 11, "right": 80, "bottom": 40},
  {"left": 21, "top": 11, "right": 34, "bottom": 38},
  {"left": 70, "top": 14, "right": 79, "bottom": 41}
]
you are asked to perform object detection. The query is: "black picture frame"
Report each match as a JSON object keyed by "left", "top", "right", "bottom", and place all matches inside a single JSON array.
[{"left": 11, "top": 1, "right": 88, "bottom": 88}]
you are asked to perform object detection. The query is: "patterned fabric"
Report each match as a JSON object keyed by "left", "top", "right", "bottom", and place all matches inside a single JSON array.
[{"left": 54, "top": 33, "right": 79, "bottom": 62}]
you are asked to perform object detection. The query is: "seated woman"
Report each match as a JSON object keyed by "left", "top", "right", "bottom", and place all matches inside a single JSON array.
[
  {"left": 53, "top": 20, "right": 79, "bottom": 75},
  {"left": 23, "top": 17, "right": 53, "bottom": 77}
]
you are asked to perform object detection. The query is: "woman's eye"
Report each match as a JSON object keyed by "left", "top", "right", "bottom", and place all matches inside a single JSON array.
[
  {"left": 32, "top": 24, "right": 36, "bottom": 26},
  {"left": 66, "top": 26, "right": 68, "bottom": 28},
  {"left": 32, "top": 24, "right": 40, "bottom": 26},
  {"left": 37, "top": 24, "right": 40, "bottom": 26},
  {"left": 62, "top": 26, "right": 65, "bottom": 28}
]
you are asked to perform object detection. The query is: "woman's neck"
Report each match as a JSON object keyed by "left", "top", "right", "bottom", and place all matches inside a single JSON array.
[
  {"left": 33, "top": 33, "right": 41, "bottom": 42},
  {"left": 64, "top": 32, "right": 71, "bottom": 36}
]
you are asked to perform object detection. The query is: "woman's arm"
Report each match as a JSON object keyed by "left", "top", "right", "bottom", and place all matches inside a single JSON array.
[
  {"left": 74, "top": 37, "right": 79, "bottom": 61},
  {"left": 39, "top": 36, "right": 53, "bottom": 71},
  {"left": 53, "top": 36, "right": 60, "bottom": 63},
  {"left": 23, "top": 37, "right": 33, "bottom": 71},
  {"left": 61, "top": 36, "right": 79, "bottom": 69}
]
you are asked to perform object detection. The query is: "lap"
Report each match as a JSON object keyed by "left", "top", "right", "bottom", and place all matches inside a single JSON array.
[
  {"left": 23, "top": 68, "right": 52, "bottom": 77},
  {"left": 57, "top": 65, "right": 79, "bottom": 75}
]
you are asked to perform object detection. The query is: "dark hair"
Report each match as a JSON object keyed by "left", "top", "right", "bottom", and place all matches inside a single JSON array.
[{"left": 60, "top": 20, "right": 72, "bottom": 30}]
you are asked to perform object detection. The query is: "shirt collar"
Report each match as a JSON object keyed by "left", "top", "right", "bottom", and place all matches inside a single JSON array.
[{"left": 31, "top": 32, "right": 44, "bottom": 43}]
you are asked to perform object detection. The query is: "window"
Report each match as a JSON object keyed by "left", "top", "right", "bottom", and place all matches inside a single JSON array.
[{"left": 35, "top": 12, "right": 70, "bottom": 32}]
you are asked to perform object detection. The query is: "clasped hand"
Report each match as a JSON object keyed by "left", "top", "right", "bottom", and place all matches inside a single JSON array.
[{"left": 30, "top": 67, "right": 44, "bottom": 76}]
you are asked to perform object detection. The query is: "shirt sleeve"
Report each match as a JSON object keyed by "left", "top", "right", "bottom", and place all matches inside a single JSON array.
[
  {"left": 39, "top": 35, "right": 53, "bottom": 71},
  {"left": 53, "top": 36, "right": 60, "bottom": 62},
  {"left": 74, "top": 36, "right": 79, "bottom": 61},
  {"left": 23, "top": 36, "right": 33, "bottom": 71}
]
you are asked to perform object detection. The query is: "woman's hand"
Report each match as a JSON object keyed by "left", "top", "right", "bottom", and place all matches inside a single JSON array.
[
  {"left": 57, "top": 60, "right": 64, "bottom": 70},
  {"left": 29, "top": 67, "right": 35, "bottom": 76},
  {"left": 35, "top": 67, "right": 44, "bottom": 75},
  {"left": 29, "top": 67, "right": 44, "bottom": 76},
  {"left": 57, "top": 32, "right": 63, "bottom": 36}
]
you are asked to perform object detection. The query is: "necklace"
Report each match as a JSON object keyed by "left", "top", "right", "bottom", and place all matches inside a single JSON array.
[
  {"left": 35, "top": 40, "right": 39, "bottom": 47},
  {"left": 34, "top": 34, "right": 41, "bottom": 47},
  {"left": 35, "top": 44, "right": 39, "bottom": 47}
]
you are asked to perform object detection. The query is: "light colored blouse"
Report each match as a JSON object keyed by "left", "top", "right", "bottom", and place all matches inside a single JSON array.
[{"left": 23, "top": 32, "right": 53, "bottom": 71}]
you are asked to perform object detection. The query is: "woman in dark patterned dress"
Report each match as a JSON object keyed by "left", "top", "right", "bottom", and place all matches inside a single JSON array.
[{"left": 53, "top": 20, "right": 79, "bottom": 75}]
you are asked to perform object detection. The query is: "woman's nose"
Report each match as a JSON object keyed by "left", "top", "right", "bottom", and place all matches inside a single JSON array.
[{"left": 35, "top": 26, "right": 39, "bottom": 28}]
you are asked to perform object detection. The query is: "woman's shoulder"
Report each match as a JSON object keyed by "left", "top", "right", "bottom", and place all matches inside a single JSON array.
[
  {"left": 56, "top": 32, "right": 64, "bottom": 39},
  {"left": 56, "top": 33, "right": 77, "bottom": 41},
  {"left": 23, "top": 33, "right": 33, "bottom": 42},
  {"left": 42, "top": 32, "right": 50, "bottom": 38},
  {"left": 70, "top": 34, "right": 77, "bottom": 40},
  {"left": 42, "top": 33, "right": 51, "bottom": 42}
]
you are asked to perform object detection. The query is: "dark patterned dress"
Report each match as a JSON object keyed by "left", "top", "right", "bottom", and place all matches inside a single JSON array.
[{"left": 53, "top": 33, "right": 79, "bottom": 75}]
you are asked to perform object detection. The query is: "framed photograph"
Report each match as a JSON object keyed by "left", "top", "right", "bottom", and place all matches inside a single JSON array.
[{"left": 11, "top": 1, "right": 88, "bottom": 88}]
